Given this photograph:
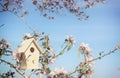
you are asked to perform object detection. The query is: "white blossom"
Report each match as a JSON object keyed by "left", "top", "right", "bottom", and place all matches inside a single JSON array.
[
  {"left": 79, "top": 42, "right": 92, "bottom": 55},
  {"left": 116, "top": 45, "right": 120, "bottom": 50},
  {"left": 49, "top": 67, "right": 68, "bottom": 77},
  {"left": 54, "top": 67, "right": 68, "bottom": 74},
  {"left": 66, "top": 35, "right": 76, "bottom": 45},
  {"left": 23, "top": 33, "right": 32, "bottom": 40},
  {"left": 12, "top": 51, "right": 22, "bottom": 62},
  {"left": 50, "top": 56, "right": 57, "bottom": 63}
]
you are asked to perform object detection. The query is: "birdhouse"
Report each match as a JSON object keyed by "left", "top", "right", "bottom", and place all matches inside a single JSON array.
[{"left": 17, "top": 38, "right": 42, "bottom": 70}]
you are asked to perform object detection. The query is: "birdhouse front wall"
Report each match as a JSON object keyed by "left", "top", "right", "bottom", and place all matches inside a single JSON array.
[{"left": 24, "top": 42, "right": 40, "bottom": 69}]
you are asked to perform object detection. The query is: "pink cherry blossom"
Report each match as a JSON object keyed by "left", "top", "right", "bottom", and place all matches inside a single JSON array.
[
  {"left": 50, "top": 56, "right": 57, "bottom": 63},
  {"left": 49, "top": 67, "right": 68, "bottom": 77},
  {"left": 66, "top": 35, "right": 76, "bottom": 45},
  {"left": 13, "top": 51, "right": 22, "bottom": 62},
  {"left": 79, "top": 42, "right": 92, "bottom": 55},
  {"left": 116, "top": 45, "right": 120, "bottom": 50}
]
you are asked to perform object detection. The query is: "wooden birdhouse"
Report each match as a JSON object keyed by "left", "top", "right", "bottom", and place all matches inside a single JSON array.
[{"left": 17, "top": 38, "right": 42, "bottom": 70}]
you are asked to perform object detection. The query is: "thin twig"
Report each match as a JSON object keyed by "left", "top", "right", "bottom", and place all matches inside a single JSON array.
[
  {"left": 8, "top": 10, "right": 36, "bottom": 34},
  {"left": 0, "top": 58, "right": 26, "bottom": 78},
  {"left": 88, "top": 48, "right": 118, "bottom": 62},
  {"left": 28, "top": 69, "right": 41, "bottom": 78},
  {"left": 4, "top": 54, "right": 12, "bottom": 56},
  {"left": 69, "top": 70, "right": 76, "bottom": 75},
  {"left": 5, "top": 49, "right": 13, "bottom": 53},
  {"left": 0, "top": 3, "right": 4, "bottom": 8},
  {"left": 0, "top": 24, "right": 5, "bottom": 28},
  {"left": 57, "top": 46, "right": 67, "bottom": 57}
]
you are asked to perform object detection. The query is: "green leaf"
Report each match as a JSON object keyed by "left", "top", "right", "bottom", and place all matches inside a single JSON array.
[
  {"left": 67, "top": 45, "right": 71, "bottom": 51},
  {"left": 59, "top": 50, "right": 64, "bottom": 55},
  {"left": 42, "top": 61, "right": 47, "bottom": 65},
  {"left": 42, "top": 40, "right": 48, "bottom": 48},
  {"left": 98, "top": 57, "right": 101, "bottom": 59},
  {"left": 42, "top": 41, "right": 46, "bottom": 46},
  {"left": 81, "top": 65, "right": 87, "bottom": 74},
  {"left": 42, "top": 58, "right": 48, "bottom": 65},
  {"left": 46, "top": 68, "right": 51, "bottom": 74},
  {"left": 66, "top": 43, "right": 72, "bottom": 51},
  {"left": 0, "top": 49, "right": 5, "bottom": 56}
]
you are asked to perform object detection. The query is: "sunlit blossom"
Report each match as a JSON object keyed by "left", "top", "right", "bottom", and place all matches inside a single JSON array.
[
  {"left": 66, "top": 35, "right": 76, "bottom": 45},
  {"left": 86, "top": 68, "right": 94, "bottom": 75},
  {"left": 49, "top": 67, "right": 68, "bottom": 77},
  {"left": 50, "top": 56, "right": 57, "bottom": 63},
  {"left": 0, "top": 44, "right": 3, "bottom": 49},
  {"left": 13, "top": 51, "right": 22, "bottom": 62},
  {"left": 54, "top": 67, "right": 68, "bottom": 75},
  {"left": 116, "top": 45, "right": 120, "bottom": 50},
  {"left": 1, "top": 38, "right": 7, "bottom": 45},
  {"left": 0, "top": 39, "right": 10, "bottom": 49},
  {"left": 79, "top": 42, "right": 92, "bottom": 55},
  {"left": 23, "top": 33, "right": 32, "bottom": 40},
  {"left": 81, "top": 74, "right": 91, "bottom": 78}
]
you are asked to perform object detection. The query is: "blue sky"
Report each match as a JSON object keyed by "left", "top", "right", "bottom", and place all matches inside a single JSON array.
[{"left": 0, "top": 0, "right": 120, "bottom": 78}]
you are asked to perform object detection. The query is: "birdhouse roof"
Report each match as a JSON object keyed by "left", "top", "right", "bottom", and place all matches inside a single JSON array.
[{"left": 17, "top": 38, "right": 42, "bottom": 53}]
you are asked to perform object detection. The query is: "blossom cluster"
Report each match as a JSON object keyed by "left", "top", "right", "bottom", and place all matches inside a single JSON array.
[
  {"left": 23, "top": 33, "right": 40, "bottom": 40},
  {"left": 64, "top": 35, "right": 76, "bottom": 51},
  {"left": 13, "top": 51, "right": 23, "bottom": 62},
  {"left": 77, "top": 43, "right": 94, "bottom": 78},
  {"left": 0, "top": 39, "right": 10, "bottom": 49},
  {"left": 47, "top": 68, "right": 73, "bottom": 78},
  {"left": 0, "top": 39, "right": 10, "bottom": 56},
  {"left": 65, "top": 35, "right": 76, "bottom": 45},
  {"left": 79, "top": 42, "right": 92, "bottom": 56},
  {"left": 116, "top": 45, "right": 120, "bottom": 50}
]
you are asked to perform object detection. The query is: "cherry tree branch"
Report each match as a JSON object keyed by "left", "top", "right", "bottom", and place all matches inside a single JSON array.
[
  {"left": 88, "top": 48, "right": 118, "bottom": 62},
  {"left": 5, "top": 49, "right": 13, "bottom": 53},
  {"left": 0, "top": 24, "right": 5, "bottom": 28},
  {"left": 70, "top": 48, "right": 119, "bottom": 76},
  {"left": 0, "top": 2, "right": 35, "bottom": 34},
  {"left": 0, "top": 58, "right": 26, "bottom": 78},
  {"left": 28, "top": 69, "right": 41, "bottom": 78}
]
